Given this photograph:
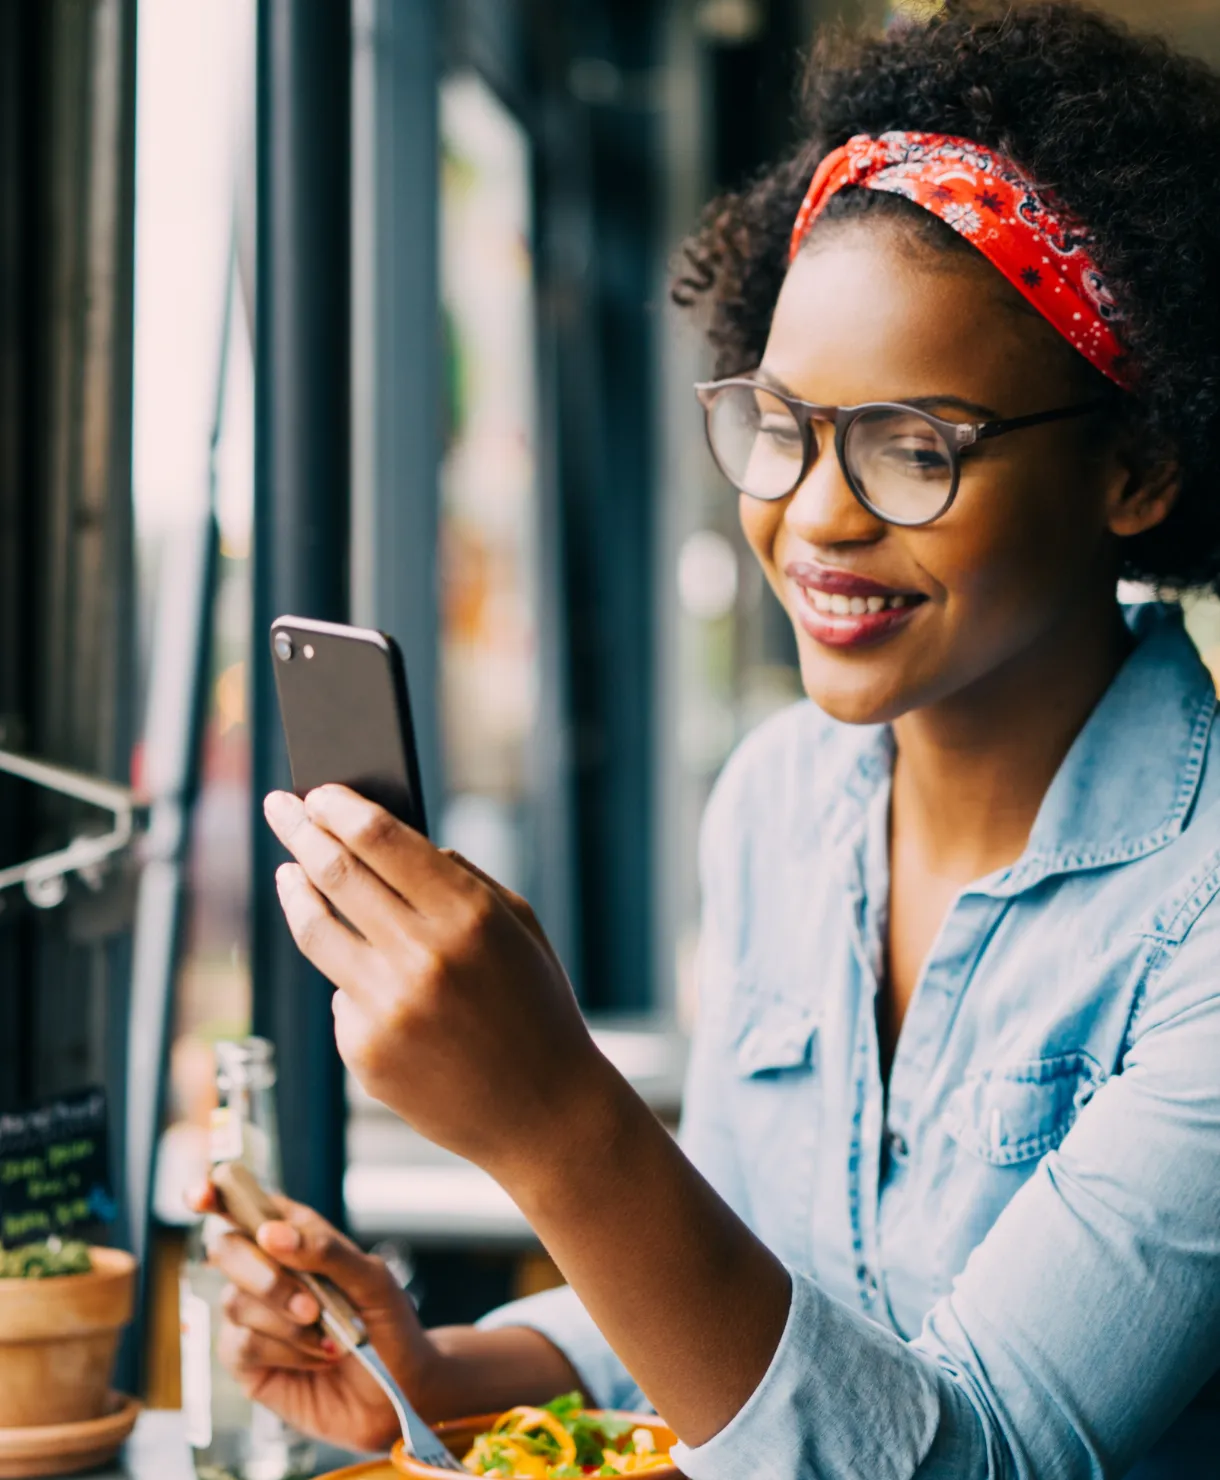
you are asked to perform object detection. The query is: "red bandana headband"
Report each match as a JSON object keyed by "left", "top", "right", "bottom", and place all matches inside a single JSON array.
[{"left": 789, "top": 131, "right": 1132, "bottom": 390}]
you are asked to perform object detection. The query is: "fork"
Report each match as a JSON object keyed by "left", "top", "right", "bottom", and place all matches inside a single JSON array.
[{"left": 212, "top": 1160, "right": 467, "bottom": 1472}]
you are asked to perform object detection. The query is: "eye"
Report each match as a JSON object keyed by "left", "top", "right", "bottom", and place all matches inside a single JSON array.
[
  {"left": 878, "top": 437, "right": 951, "bottom": 476},
  {"left": 759, "top": 416, "right": 801, "bottom": 443}
]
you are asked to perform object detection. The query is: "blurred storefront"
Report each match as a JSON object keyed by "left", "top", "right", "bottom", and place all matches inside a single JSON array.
[{"left": 5, "top": 0, "right": 1220, "bottom": 1405}]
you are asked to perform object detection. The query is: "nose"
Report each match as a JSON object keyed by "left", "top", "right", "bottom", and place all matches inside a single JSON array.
[{"left": 784, "top": 422, "right": 885, "bottom": 548}]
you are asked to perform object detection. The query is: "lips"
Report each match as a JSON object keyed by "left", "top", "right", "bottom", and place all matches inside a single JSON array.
[{"left": 785, "top": 562, "right": 926, "bottom": 649}]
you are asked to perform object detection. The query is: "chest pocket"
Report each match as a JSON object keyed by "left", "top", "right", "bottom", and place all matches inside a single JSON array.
[
  {"left": 933, "top": 1051, "right": 1105, "bottom": 1290},
  {"left": 944, "top": 1050, "right": 1105, "bottom": 1165},
  {"left": 729, "top": 993, "right": 820, "bottom": 1268},
  {"left": 734, "top": 1000, "right": 820, "bottom": 1077}
]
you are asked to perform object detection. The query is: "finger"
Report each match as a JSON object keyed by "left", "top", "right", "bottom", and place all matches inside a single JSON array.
[
  {"left": 208, "top": 1228, "right": 315, "bottom": 1317},
  {"left": 188, "top": 1182, "right": 221, "bottom": 1216},
  {"left": 303, "top": 785, "right": 476, "bottom": 918},
  {"left": 253, "top": 1194, "right": 404, "bottom": 1316},
  {"left": 264, "top": 791, "right": 421, "bottom": 952},
  {"left": 221, "top": 1284, "right": 335, "bottom": 1357},
  {"left": 275, "top": 863, "right": 385, "bottom": 1003},
  {"left": 219, "top": 1318, "right": 337, "bottom": 1380}
]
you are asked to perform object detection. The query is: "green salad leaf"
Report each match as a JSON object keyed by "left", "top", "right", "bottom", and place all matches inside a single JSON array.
[
  {"left": 469, "top": 1438, "right": 523, "bottom": 1477},
  {"left": 541, "top": 1392, "right": 584, "bottom": 1420},
  {"left": 539, "top": 1392, "right": 637, "bottom": 1468}
]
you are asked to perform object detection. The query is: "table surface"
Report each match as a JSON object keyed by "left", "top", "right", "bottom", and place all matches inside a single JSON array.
[
  {"left": 59, "top": 1411, "right": 376, "bottom": 1480},
  {"left": 53, "top": 1411, "right": 190, "bottom": 1480}
]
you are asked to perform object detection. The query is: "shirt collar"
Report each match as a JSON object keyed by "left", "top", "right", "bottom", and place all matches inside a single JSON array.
[
  {"left": 995, "top": 603, "right": 1216, "bottom": 892},
  {"left": 814, "top": 603, "right": 1216, "bottom": 893}
]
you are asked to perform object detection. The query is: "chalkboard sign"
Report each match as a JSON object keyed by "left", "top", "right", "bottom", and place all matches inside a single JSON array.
[{"left": 0, "top": 1087, "right": 116, "bottom": 1247}]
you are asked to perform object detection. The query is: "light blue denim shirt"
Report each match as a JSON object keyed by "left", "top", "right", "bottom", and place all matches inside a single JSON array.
[{"left": 480, "top": 603, "right": 1220, "bottom": 1479}]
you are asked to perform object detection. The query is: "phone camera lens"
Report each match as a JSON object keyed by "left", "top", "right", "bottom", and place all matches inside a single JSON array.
[{"left": 273, "top": 631, "right": 294, "bottom": 662}]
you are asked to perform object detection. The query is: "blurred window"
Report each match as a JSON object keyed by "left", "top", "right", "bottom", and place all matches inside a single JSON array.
[
  {"left": 437, "top": 74, "right": 543, "bottom": 899},
  {"left": 131, "top": 0, "right": 256, "bottom": 1225}
]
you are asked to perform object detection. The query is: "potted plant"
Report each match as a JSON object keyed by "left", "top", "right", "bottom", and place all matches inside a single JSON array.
[{"left": 0, "top": 1238, "right": 138, "bottom": 1476}]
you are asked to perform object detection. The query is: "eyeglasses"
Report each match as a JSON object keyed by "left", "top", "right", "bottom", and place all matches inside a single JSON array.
[{"left": 694, "top": 377, "right": 1111, "bottom": 527}]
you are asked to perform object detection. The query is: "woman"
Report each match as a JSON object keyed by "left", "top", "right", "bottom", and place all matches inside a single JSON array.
[{"left": 203, "top": 4, "right": 1220, "bottom": 1475}]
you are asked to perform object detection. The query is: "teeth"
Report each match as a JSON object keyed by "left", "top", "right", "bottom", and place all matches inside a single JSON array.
[{"left": 804, "top": 586, "right": 917, "bottom": 616}]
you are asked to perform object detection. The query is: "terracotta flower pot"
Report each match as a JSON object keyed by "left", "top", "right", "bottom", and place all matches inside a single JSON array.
[{"left": 0, "top": 1248, "right": 136, "bottom": 1429}]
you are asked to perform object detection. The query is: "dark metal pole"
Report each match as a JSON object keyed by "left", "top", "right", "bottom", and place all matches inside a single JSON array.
[
  {"left": 349, "top": 0, "right": 441, "bottom": 823},
  {"left": 0, "top": 0, "right": 38, "bottom": 1092},
  {"left": 339, "top": 1, "right": 447, "bottom": 1284},
  {"left": 0, "top": 0, "right": 138, "bottom": 1119},
  {"left": 252, "top": 0, "right": 351, "bottom": 1223}
]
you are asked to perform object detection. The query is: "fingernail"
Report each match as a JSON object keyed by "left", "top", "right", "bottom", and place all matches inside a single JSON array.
[
  {"left": 289, "top": 1292, "right": 319, "bottom": 1324},
  {"left": 264, "top": 790, "right": 291, "bottom": 821},
  {"left": 304, "top": 784, "right": 362, "bottom": 824},
  {"left": 258, "top": 1221, "right": 302, "bottom": 1255},
  {"left": 303, "top": 785, "right": 335, "bottom": 819},
  {"left": 320, "top": 1336, "right": 342, "bottom": 1358},
  {"left": 230, "top": 1242, "right": 278, "bottom": 1296},
  {"left": 265, "top": 791, "right": 308, "bottom": 834}
]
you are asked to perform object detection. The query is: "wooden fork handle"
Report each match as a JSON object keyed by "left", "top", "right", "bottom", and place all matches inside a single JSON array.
[{"left": 211, "top": 1159, "right": 368, "bottom": 1349}]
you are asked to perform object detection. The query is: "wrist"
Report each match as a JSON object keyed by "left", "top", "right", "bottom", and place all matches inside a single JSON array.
[
  {"left": 393, "top": 1323, "right": 450, "bottom": 1421},
  {"left": 492, "top": 1053, "right": 656, "bottom": 1222}
]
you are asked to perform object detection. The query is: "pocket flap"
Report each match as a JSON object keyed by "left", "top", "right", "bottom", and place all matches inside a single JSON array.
[
  {"left": 944, "top": 1052, "right": 1103, "bottom": 1166},
  {"left": 733, "top": 1001, "right": 819, "bottom": 1077}
]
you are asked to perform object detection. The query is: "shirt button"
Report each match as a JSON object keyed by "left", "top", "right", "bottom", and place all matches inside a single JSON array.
[
  {"left": 887, "top": 1127, "right": 909, "bottom": 1161},
  {"left": 857, "top": 1265, "right": 879, "bottom": 1301}
]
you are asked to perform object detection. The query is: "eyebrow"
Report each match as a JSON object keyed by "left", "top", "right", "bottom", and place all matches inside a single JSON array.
[{"left": 753, "top": 366, "right": 1000, "bottom": 421}]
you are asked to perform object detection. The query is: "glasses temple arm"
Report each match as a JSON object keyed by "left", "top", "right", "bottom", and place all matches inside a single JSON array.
[{"left": 971, "top": 397, "right": 1114, "bottom": 442}]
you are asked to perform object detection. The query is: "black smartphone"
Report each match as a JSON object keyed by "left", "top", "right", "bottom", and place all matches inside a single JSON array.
[{"left": 269, "top": 615, "right": 428, "bottom": 836}]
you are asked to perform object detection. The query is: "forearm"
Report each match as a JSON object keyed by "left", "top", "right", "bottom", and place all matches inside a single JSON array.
[
  {"left": 493, "top": 1058, "right": 791, "bottom": 1447},
  {"left": 415, "top": 1324, "right": 586, "bottom": 1423}
]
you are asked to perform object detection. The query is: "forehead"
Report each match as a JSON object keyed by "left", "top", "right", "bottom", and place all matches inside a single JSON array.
[{"left": 764, "top": 222, "right": 1079, "bottom": 407}]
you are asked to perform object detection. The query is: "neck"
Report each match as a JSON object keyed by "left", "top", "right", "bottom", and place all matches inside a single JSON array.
[{"left": 890, "top": 596, "right": 1133, "bottom": 881}]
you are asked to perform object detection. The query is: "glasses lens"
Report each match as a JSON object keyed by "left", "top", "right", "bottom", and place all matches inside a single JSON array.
[
  {"left": 843, "top": 408, "right": 955, "bottom": 524},
  {"left": 706, "top": 384, "right": 804, "bottom": 499}
]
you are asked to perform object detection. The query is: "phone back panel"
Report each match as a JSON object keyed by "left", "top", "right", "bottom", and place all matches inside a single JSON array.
[{"left": 269, "top": 616, "right": 427, "bottom": 835}]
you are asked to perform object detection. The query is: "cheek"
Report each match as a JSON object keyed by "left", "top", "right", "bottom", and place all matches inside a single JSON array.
[
  {"left": 926, "top": 452, "right": 1113, "bottom": 630},
  {"left": 738, "top": 496, "right": 788, "bottom": 593}
]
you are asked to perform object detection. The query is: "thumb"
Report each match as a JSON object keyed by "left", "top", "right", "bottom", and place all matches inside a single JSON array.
[
  {"left": 254, "top": 1197, "right": 399, "bottom": 1316},
  {"left": 255, "top": 1196, "right": 431, "bottom": 1387}
]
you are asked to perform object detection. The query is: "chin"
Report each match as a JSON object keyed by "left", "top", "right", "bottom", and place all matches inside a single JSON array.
[{"left": 796, "top": 645, "right": 915, "bottom": 727}]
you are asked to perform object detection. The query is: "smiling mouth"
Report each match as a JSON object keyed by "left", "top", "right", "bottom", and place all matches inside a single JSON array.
[{"left": 785, "top": 564, "right": 927, "bottom": 649}]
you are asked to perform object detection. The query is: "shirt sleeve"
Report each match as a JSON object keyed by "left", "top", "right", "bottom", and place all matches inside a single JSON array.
[{"left": 675, "top": 900, "right": 1220, "bottom": 1480}]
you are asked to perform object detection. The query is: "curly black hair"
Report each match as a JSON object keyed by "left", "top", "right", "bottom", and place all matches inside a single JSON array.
[{"left": 674, "top": 1, "right": 1220, "bottom": 593}]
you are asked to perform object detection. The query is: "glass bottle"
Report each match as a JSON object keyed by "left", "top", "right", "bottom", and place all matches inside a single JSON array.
[{"left": 180, "top": 1037, "right": 316, "bottom": 1480}]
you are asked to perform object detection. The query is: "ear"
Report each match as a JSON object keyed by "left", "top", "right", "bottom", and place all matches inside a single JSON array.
[{"left": 1105, "top": 456, "right": 1180, "bottom": 540}]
